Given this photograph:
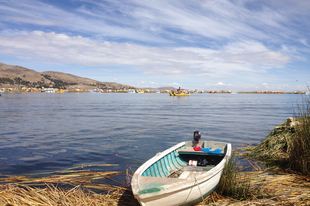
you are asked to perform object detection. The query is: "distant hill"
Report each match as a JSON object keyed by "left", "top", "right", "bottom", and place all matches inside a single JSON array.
[{"left": 0, "top": 62, "right": 135, "bottom": 90}]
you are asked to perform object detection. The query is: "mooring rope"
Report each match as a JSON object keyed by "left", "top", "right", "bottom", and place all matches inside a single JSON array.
[{"left": 195, "top": 177, "right": 206, "bottom": 206}]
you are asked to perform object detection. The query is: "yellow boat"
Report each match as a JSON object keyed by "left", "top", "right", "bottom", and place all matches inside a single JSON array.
[
  {"left": 56, "top": 89, "right": 64, "bottom": 93},
  {"left": 170, "top": 87, "right": 190, "bottom": 96}
]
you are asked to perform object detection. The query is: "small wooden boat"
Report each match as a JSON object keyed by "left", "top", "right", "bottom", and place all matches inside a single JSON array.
[
  {"left": 131, "top": 140, "right": 231, "bottom": 206},
  {"left": 170, "top": 87, "right": 190, "bottom": 96}
]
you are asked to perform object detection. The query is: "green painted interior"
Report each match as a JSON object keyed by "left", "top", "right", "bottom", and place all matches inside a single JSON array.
[{"left": 141, "top": 145, "right": 187, "bottom": 177}]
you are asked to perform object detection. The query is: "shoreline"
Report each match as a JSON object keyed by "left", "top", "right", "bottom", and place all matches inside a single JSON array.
[{"left": 0, "top": 89, "right": 306, "bottom": 94}]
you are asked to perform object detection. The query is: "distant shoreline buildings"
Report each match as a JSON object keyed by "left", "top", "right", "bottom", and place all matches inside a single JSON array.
[{"left": 0, "top": 87, "right": 307, "bottom": 94}]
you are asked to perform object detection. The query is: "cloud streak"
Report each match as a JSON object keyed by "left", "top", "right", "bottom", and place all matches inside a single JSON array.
[{"left": 0, "top": 31, "right": 290, "bottom": 78}]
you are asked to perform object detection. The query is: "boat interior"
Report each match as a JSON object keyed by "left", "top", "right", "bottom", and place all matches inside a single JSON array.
[{"left": 141, "top": 141, "right": 227, "bottom": 179}]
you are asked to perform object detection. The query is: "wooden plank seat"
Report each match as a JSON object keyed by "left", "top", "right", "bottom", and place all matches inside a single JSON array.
[{"left": 178, "top": 147, "right": 224, "bottom": 156}]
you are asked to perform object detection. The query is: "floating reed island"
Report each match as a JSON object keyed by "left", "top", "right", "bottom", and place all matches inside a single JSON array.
[{"left": 1, "top": 115, "right": 310, "bottom": 205}]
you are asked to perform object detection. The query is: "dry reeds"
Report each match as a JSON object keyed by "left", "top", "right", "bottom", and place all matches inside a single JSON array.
[
  {"left": 0, "top": 184, "right": 134, "bottom": 206},
  {"left": 0, "top": 165, "right": 138, "bottom": 206}
]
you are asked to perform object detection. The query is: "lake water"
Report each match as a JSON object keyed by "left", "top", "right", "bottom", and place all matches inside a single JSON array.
[{"left": 0, "top": 93, "right": 299, "bottom": 177}]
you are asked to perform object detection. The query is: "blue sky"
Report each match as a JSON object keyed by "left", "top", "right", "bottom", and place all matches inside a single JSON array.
[{"left": 0, "top": 0, "right": 309, "bottom": 91}]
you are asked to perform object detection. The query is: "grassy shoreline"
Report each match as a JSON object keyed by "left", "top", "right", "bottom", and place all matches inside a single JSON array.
[{"left": 1, "top": 158, "right": 309, "bottom": 205}]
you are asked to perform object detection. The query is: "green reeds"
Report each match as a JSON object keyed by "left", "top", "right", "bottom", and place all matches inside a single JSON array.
[
  {"left": 244, "top": 122, "right": 292, "bottom": 167},
  {"left": 289, "top": 93, "right": 310, "bottom": 176},
  {"left": 216, "top": 153, "right": 252, "bottom": 200}
]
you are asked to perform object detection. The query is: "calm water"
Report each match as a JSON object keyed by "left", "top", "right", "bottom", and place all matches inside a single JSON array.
[{"left": 0, "top": 93, "right": 298, "bottom": 176}]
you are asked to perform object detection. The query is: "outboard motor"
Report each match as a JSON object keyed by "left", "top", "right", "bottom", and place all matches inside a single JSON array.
[{"left": 193, "top": 130, "right": 201, "bottom": 143}]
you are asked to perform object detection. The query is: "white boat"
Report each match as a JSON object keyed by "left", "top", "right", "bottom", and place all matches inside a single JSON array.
[
  {"left": 41, "top": 88, "right": 55, "bottom": 93},
  {"left": 230, "top": 91, "right": 238, "bottom": 94},
  {"left": 90, "top": 89, "right": 101, "bottom": 93},
  {"left": 131, "top": 138, "right": 231, "bottom": 206},
  {"left": 154, "top": 90, "right": 160, "bottom": 93},
  {"left": 126, "top": 89, "right": 136, "bottom": 93},
  {"left": 306, "top": 91, "right": 310, "bottom": 95}
]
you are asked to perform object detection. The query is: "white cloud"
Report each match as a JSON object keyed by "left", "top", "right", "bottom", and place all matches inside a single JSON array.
[
  {"left": 0, "top": 31, "right": 292, "bottom": 80},
  {"left": 299, "top": 39, "right": 309, "bottom": 47},
  {"left": 262, "top": 83, "right": 268, "bottom": 86}
]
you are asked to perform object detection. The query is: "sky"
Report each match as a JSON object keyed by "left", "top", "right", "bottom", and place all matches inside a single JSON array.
[{"left": 0, "top": 0, "right": 309, "bottom": 92}]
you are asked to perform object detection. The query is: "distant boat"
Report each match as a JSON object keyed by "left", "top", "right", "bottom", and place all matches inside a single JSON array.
[
  {"left": 131, "top": 140, "right": 231, "bottom": 206},
  {"left": 56, "top": 89, "right": 64, "bottom": 93},
  {"left": 0, "top": 90, "right": 4, "bottom": 96},
  {"left": 305, "top": 91, "right": 310, "bottom": 95},
  {"left": 230, "top": 91, "right": 238, "bottom": 94},
  {"left": 170, "top": 87, "right": 190, "bottom": 96},
  {"left": 154, "top": 90, "right": 160, "bottom": 93},
  {"left": 90, "top": 89, "right": 101, "bottom": 93},
  {"left": 137, "top": 90, "right": 145, "bottom": 93},
  {"left": 126, "top": 89, "right": 136, "bottom": 93},
  {"left": 42, "top": 88, "right": 55, "bottom": 93}
]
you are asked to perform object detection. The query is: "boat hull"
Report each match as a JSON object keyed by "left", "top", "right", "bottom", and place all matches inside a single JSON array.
[
  {"left": 136, "top": 171, "right": 222, "bottom": 206},
  {"left": 170, "top": 92, "right": 190, "bottom": 96},
  {"left": 132, "top": 141, "right": 231, "bottom": 206}
]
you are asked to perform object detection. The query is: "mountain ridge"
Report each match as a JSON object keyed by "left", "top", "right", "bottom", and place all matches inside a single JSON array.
[{"left": 0, "top": 62, "right": 135, "bottom": 90}]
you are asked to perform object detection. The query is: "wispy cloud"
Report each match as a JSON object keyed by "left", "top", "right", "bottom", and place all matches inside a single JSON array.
[
  {"left": 0, "top": 31, "right": 291, "bottom": 79},
  {"left": 1, "top": 0, "right": 309, "bottom": 45}
]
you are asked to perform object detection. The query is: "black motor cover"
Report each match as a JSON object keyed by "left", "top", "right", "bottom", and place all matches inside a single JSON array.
[{"left": 193, "top": 130, "right": 201, "bottom": 141}]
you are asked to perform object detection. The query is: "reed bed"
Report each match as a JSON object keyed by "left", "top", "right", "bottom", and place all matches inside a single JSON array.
[
  {"left": 205, "top": 170, "right": 310, "bottom": 205},
  {"left": 0, "top": 184, "right": 120, "bottom": 206},
  {"left": 288, "top": 94, "right": 310, "bottom": 176},
  {"left": 0, "top": 164, "right": 138, "bottom": 206},
  {"left": 245, "top": 93, "right": 310, "bottom": 176},
  {"left": 1, "top": 160, "right": 310, "bottom": 205}
]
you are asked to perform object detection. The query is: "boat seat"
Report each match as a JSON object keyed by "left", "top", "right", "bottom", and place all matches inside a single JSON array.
[{"left": 178, "top": 147, "right": 224, "bottom": 156}]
